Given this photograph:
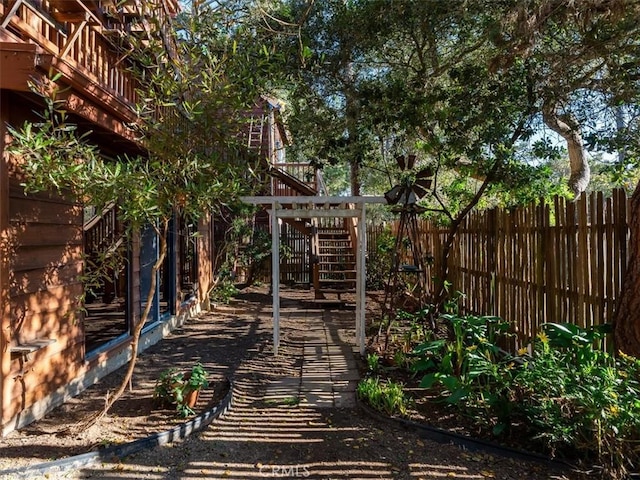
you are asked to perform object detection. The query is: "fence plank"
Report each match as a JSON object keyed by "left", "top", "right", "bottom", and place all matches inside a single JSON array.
[{"left": 371, "top": 191, "right": 629, "bottom": 350}]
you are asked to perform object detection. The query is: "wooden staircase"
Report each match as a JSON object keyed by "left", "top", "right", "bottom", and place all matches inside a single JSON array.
[
  {"left": 267, "top": 162, "right": 357, "bottom": 303},
  {"left": 313, "top": 224, "right": 357, "bottom": 302}
]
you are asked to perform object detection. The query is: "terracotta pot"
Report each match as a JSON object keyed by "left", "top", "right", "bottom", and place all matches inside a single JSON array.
[{"left": 184, "top": 388, "right": 200, "bottom": 408}]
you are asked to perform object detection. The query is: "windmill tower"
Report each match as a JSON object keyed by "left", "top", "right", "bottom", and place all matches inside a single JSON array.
[{"left": 383, "top": 154, "right": 433, "bottom": 315}]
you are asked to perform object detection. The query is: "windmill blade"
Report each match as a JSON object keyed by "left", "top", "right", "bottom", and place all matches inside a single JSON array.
[
  {"left": 415, "top": 167, "right": 434, "bottom": 180},
  {"left": 412, "top": 183, "right": 430, "bottom": 200},
  {"left": 406, "top": 154, "right": 416, "bottom": 170},
  {"left": 384, "top": 184, "right": 405, "bottom": 205},
  {"left": 396, "top": 155, "right": 407, "bottom": 171},
  {"left": 414, "top": 176, "right": 432, "bottom": 194}
]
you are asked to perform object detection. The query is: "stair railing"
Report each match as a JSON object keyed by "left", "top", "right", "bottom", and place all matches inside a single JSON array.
[{"left": 84, "top": 202, "right": 121, "bottom": 260}]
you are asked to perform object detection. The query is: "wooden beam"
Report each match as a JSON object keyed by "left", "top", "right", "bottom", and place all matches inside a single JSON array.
[
  {"left": 62, "top": 91, "right": 139, "bottom": 143},
  {"left": 241, "top": 195, "right": 386, "bottom": 205},
  {"left": 51, "top": 10, "right": 89, "bottom": 23},
  {"left": 0, "top": 43, "right": 40, "bottom": 92},
  {"left": 276, "top": 209, "right": 360, "bottom": 219},
  {"left": 0, "top": 0, "right": 23, "bottom": 29},
  {"left": 357, "top": 205, "right": 366, "bottom": 355},
  {"left": 60, "top": 19, "right": 88, "bottom": 59},
  {"left": 1, "top": 91, "right": 11, "bottom": 426}
]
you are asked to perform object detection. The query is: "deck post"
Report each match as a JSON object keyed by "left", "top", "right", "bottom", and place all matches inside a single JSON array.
[{"left": 271, "top": 202, "right": 280, "bottom": 355}]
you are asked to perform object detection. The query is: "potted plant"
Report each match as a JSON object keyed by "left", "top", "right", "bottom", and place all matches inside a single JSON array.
[{"left": 154, "top": 363, "right": 209, "bottom": 417}]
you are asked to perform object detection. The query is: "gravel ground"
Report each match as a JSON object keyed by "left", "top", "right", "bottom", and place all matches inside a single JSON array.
[{"left": 0, "top": 287, "right": 592, "bottom": 480}]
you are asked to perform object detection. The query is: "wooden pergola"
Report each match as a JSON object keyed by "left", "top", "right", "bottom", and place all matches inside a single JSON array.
[{"left": 240, "top": 195, "right": 386, "bottom": 355}]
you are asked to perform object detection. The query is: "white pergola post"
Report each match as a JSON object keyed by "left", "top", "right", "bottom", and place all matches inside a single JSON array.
[
  {"left": 271, "top": 201, "right": 280, "bottom": 355},
  {"left": 241, "top": 196, "right": 386, "bottom": 356},
  {"left": 356, "top": 204, "right": 367, "bottom": 355}
]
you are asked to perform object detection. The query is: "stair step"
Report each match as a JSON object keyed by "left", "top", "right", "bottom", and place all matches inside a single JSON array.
[
  {"left": 319, "top": 288, "right": 356, "bottom": 294},
  {"left": 319, "top": 262, "right": 356, "bottom": 266},
  {"left": 319, "top": 269, "right": 357, "bottom": 274},
  {"left": 318, "top": 240, "right": 351, "bottom": 244},
  {"left": 319, "top": 279, "right": 355, "bottom": 285},
  {"left": 318, "top": 233, "right": 349, "bottom": 238}
]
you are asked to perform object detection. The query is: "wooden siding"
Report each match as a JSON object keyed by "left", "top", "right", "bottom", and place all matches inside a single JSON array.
[
  {"left": 0, "top": 100, "right": 84, "bottom": 428},
  {"left": 4, "top": 182, "right": 84, "bottom": 426},
  {"left": 1, "top": 91, "right": 11, "bottom": 430}
]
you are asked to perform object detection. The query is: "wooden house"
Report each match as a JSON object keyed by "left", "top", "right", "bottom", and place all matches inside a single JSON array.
[
  {"left": 0, "top": 0, "right": 230, "bottom": 435},
  {"left": 0, "top": 0, "right": 359, "bottom": 435}
]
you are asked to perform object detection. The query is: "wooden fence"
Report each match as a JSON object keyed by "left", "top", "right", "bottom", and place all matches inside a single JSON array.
[{"left": 371, "top": 190, "right": 630, "bottom": 348}]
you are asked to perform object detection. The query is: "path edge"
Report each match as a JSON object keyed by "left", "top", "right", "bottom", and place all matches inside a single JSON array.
[
  {"left": 0, "top": 379, "right": 234, "bottom": 479},
  {"left": 357, "top": 399, "right": 585, "bottom": 473}
]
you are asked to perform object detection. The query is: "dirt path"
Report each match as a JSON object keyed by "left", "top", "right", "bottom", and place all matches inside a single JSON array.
[{"left": 1, "top": 287, "right": 589, "bottom": 479}]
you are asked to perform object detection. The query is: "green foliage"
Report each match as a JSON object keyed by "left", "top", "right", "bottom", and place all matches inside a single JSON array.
[
  {"left": 366, "top": 226, "right": 395, "bottom": 290},
  {"left": 356, "top": 377, "right": 409, "bottom": 416},
  {"left": 366, "top": 353, "right": 380, "bottom": 374},
  {"left": 412, "top": 314, "right": 514, "bottom": 422},
  {"left": 154, "top": 363, "right": 209, "bottom": 418},
  {"left": 412, "top": 318, "right": 640, "bottom": 478},
  {"left": 209, "top": 278, "right": 239, "bottom": 305},
  {"left": 511, "top": 324, "right": 640, "bottom": 477}
]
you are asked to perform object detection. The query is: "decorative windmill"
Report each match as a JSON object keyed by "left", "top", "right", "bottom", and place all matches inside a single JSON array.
[{"left": 383, "top": 154, "right": 434, "bottom": 317}]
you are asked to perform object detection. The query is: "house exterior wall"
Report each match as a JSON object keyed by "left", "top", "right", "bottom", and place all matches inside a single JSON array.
[{"left": 0, "top": 0, "right": 211, "bottom": 436}]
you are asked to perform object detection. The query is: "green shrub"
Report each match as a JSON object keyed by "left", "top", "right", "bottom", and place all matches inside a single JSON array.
[
  {"left": 511, "top": 324, "right": 640, "bottom": 478},
  {"left": 412, "top": 317, "right": 640, "bottom": 479},
  {"left": 366, "top": 353, "right": 380, "bottom": 373},
  {"left": 357, "top": 377, "right": 409, "bottom": 416},
  {"left": 210, "top": 279, "right": 238, "bottom": 304}
]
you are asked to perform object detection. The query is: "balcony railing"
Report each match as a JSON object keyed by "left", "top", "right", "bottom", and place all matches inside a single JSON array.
[
  {"left": 271, "top": 162, "right": 319, "bottom": 195},
  {"left": 0, "top": 0, "right": 158, "bottom": 110}
]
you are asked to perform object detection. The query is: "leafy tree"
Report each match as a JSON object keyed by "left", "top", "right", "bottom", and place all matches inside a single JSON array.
[
  {"left": 487, "top": 0, "right": 640, "bottom": 355},
  {"left": 7, "top": 0, "right": 273, "bottom": 424},
  {"left": 266, "top": 0, "right": 640, "bottom": 354}
]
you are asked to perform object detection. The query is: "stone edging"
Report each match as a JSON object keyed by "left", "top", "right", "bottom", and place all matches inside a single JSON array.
[
  {"left": 0, "top": 380, "right": 234, "bottom": 479},
  {"left": 357, "top": 399, "right": 582, "bottom": 473}
]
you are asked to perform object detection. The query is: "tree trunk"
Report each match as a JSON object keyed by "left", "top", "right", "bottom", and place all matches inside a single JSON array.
[
  {"left": 76, "top": 219, "right": 170, "bottom": 431},
  {"left": 542, "top": 103, "right": 590, "bottom": 197},
  {"left": 350, "top": 160, "right": 360, "bottom": 196},
  {"left": 614, "top": 182, "right": 640, "bottom": 357}
]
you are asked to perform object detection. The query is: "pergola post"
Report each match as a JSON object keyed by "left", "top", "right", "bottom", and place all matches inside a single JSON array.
[
  {"left": 241, "top": 196, "right": 386, "bottom": 357},
  {"left": 356, "top": 204, "right": 366, "bottom": 355},
  {"left": 271, "top": 201, "right": 280, "bottom": 355}
]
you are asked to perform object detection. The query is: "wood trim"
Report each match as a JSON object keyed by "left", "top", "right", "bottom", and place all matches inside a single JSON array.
[
  {"left": 0, "top": 43, "right": 40, "bottom": 92},
  {"left": 62, "top": 90, "right": 139, "bottom": 143},
  {"left": 0, "top": 45, "right": 138, "bottom": 145},
  {"left": 241, "top": 195, "right": 387, "bottom": 205},
  {"left": 1, "top": 92, "right": 11, "bottom": 426},
  {"left": 3, "top": 14, "right": 139, "bottom": 123}
]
